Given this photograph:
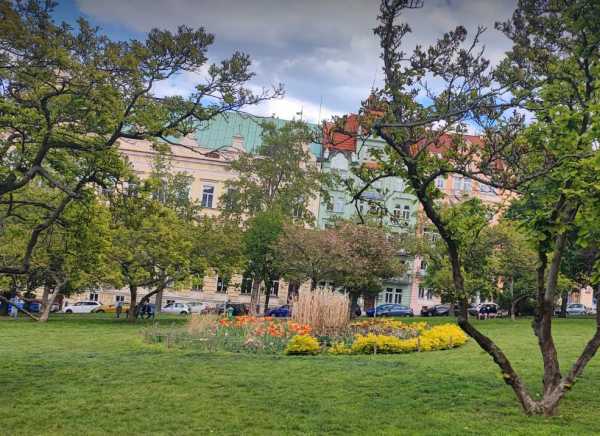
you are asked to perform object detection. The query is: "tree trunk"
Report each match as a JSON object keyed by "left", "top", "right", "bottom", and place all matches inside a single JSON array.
[
  {"left": 349, "top": 292, "right": 360, "bottom": 318},
  {"left": 249, "top": 279, "right": 261, "bottom": 315},
  {"left": 264, "top": 287, "right": 271, "bottom": 314},
  {"left": 0, "top": 291, "right": 10, "bottom": 316},
  {"left": 127, "top": 284, "right": 138, "bottom": 322},
  {"left": 38, "top": 289, "right": 61, "bottom": 323},
  {"left": 155, "top": 288, "right": 163, "bottom": 317}
]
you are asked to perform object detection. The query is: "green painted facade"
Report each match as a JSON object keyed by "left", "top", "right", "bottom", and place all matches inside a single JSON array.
[{"left": 316, "top": 136, "right": 418, "bottom": 306}]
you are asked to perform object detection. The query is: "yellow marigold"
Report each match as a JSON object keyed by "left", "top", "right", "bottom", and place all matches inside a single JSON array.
[
  {"left": 328, "top": 341, "right": 353, "bottom": 355},
  {"left": 351, "top": 324, "right": 468, "bottom": 354},
  {"left": 284, "top": 335, "right": 320, "bottom": 355}
]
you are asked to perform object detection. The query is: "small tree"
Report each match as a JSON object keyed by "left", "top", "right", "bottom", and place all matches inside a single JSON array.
[
  {"left": 242, "top": 209, "right": 284, "bottom": 314},
  {"left": 108, "top": 178, "right": 193, "bottom": 322},
  {"left": 345, "top": 0, "right": 600, "bottom": 416}
]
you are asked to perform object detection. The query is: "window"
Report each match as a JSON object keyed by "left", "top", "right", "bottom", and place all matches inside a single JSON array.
[
  {"left": 421, "top": 260, "right": 428, "bottom": 271},
  {"left": 115, "top": 295, "right": 125, "bottom": 303},
  {"left": 216, "top": 276, "right": 229, "bottom": 293},
  {"left": 435, "top": 176, "right": 445, "bottom": 189},
  {"left": 385, "top": 288, "right": 394, "bottom": 303},
  {"left": 418, "top": 286, "right": 425, "bottom": 299},
  {"left": 394, "top": 289, "right": 403, "bottom": 304},
  {"left": 426, "top": 289, "right": 434, "bottom": 300},
  {"left": 292, "top": 196, "right": 305, "bottom": 219},
  {"left": 463, "top": 178, "right": 472, "bottom": 192},
  {"left": 201, "top": 185, "right": 214, "bottom": 208},
  {"left": 479, "top": 183, "right": 497, "bottom": 195},
  {"left": 384, "top": 288, "right": 403, "bottom": 304},
  {"left": 267, "top": 279, "right": 279, "bottom": 296},
  {"left": 287, "top": 282, "right": 300, "bottom": 300},
  {"left": 333, "top": 197, "right": 345, "bottom": 213},
  {"left": 89, "top": 293, "right": 99, "bottom": 302},
  {"left": 453, "top": 175, "right": 462, "bottom": 191},
  {"left": 240, "top": 273, "right": 253, "bottom": 295},
  {"left": 402, "top": 205, "right": 410, "bottom": 221}
]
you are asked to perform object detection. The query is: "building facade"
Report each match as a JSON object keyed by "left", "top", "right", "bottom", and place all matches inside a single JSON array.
[{"left": 68, "top": 112, "right": 319, "bottom": 310}]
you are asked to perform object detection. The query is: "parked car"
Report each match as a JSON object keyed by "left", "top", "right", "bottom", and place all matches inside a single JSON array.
[
  {"left": 366, "top": 304, "right": 414, "bottom": 317},
  {"left": 187, "top": 302, "right": 209, "bottom": 314},
  {"left": 265, "top": 305, "right": 291, "bottom": 317},
  {"left": 162, "top": 302, "right": 191, "bottom": 315},
  {"left": 217, "top": 303, "right": 249, "bottom": 316},
  {"left": 468, "top": 303, "right": 499, "bottom": 318},
  {"left": 420, "top": 304, "right": 451, "bottom": 317},
  {"left": 63, "top": 301, "right": 106, "bottom": 314},
  {"left": 566, "top": 303, "right": 588, "bottom": 316}
]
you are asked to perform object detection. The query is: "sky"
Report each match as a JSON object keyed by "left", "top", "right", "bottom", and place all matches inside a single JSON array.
[{"left": 52, "top": 0, "right": 518, "bottom": 123}]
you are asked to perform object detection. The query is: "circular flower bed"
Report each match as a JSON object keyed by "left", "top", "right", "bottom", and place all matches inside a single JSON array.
[{"left": 144, "top": 315, "right": 468, "bottom": 356}]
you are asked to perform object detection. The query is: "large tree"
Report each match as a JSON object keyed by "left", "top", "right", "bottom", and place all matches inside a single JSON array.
[
  {"left": 344, "top": 0, "right": 600, "bottom": 416},
  {"left": 274, "top": 221, "right": 407, "bottom": 314},
  {"left": 221, "top": 119, "right": 331, "bottom": 223},
  {"left": 0, "top": 0, "right": 279, "bottom": 276}
]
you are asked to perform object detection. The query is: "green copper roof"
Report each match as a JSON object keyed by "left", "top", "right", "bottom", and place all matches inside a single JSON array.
[{"left": 194, "top": 112, "right": 322, "bottom": 156}]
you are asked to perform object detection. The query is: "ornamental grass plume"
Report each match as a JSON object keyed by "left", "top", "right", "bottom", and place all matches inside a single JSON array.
[{"left": 292, "top": 288, "right": 350, "bottom": 335}]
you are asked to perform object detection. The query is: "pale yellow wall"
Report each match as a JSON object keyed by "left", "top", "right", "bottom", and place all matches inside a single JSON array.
[{"left": 81, "top": 136, "right": 321, "bottom": 307}]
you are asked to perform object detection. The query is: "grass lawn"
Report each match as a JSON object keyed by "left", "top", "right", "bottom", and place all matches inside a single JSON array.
[{"left": 1, "top": 315, "right": 600, "bottom": 435}]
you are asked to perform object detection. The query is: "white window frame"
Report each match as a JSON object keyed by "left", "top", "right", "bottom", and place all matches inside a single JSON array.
[
  {"left": 435, "top": 176, "right": 445, "bottom": 189},
  {"left": 201, "top": 184, "right": 215, "bottom": 208},
  {"left": 89, "top": 292, "right": 99, "bottom": 302},
  {"left": 115, "top": 295, "right": 125, "bottom": 303}
]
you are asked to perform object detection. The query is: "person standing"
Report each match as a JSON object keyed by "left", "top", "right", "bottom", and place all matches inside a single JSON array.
[{"left": 115, "top": 300, "right": 123, "bottom": 318}]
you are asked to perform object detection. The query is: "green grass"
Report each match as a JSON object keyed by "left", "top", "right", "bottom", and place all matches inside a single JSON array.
[{"left": 1, "top": 315, "right": 600, "bottom": 435}]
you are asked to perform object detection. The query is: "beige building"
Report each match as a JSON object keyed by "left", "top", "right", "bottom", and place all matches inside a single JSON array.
[{"left": 67, "top": 113, "right": 319, "bottom": 310}]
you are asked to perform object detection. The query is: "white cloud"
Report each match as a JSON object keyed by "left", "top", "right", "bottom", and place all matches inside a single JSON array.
[{"left": 76, "top": 0, "right": 517, "bottom": 119}]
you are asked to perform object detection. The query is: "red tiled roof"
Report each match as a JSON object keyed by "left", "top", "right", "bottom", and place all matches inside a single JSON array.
[
  {"left": 323, "top": 114, "right": 359, "bottom": 152},
  {"left": 413, "top": 133, "right": 483, "bottom": 155}
]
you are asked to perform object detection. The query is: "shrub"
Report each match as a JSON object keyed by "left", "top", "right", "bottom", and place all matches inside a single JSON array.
[
  {"left": 328, "top": 341, "right": 353, "bottom": 355},
  {"left": 350, "top": 324, "right": 468, "bottom": 355},
  {"left": 284, "top": 334, "right": 321, "bottom": 355}
]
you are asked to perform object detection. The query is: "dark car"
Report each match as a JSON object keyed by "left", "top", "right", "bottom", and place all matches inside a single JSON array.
[
  {"left": 468, "top": 303, "right": 499, "bottom": 318},
  {"left": 217, "top": 303, "right": 249, "bottom": 316},
  {"left": 366, "top": 304, "right": 414, "bottom": 317},
  {"left": 420, "top": 304, "right": 451, "bottom": 317},
  {"left": 265, "top": 305, "right": 291, "bottom": 317}
]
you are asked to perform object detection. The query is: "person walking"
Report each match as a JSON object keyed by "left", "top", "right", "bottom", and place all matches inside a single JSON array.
[
  {"left": 145, "top": 303, "right": 154, "bottom": 320},
  {"left": 115, "top": 300, "right": 123, "bottom": 318},
  {"left": 9, "top": 294, "right": 19, "bottom": 319},
  {"left": 137, "top": 300, "right": 148, "bottom": 320}
]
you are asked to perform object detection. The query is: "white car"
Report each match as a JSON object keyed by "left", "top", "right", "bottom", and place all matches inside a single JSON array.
[
  {"left": 63, "top": 301, "right": 105, "bottom": 314},
  {"left": 162, "top": 302, "right": 191, "bottom": 315},
  {"left": 187, "top": 302, "right": 208, "bottom": 314}
]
